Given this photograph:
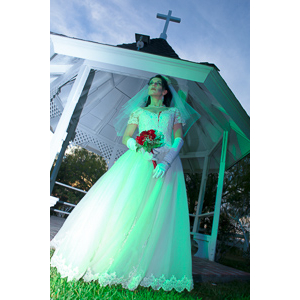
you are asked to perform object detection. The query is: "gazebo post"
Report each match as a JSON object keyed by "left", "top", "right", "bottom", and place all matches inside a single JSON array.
[
  {"left": 209, "top": 130, "right": 229, "bottom": 261},
  {"left": 192, "top": 155, "right": 210, "bottom": 233},
  {"left": 50, "top": 69, "right": 96, "bottom": 194},
  {"left": 50, "top": 65, "right": 91, "bottom": 170}
]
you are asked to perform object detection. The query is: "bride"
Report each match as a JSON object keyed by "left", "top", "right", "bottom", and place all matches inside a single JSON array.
[{"left": 50, "top": 75, "right": 200, "bottom": 292}]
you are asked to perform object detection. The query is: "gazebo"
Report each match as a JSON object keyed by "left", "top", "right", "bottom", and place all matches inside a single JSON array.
[{"left": 50, "top": 30, "right": 249, "bottom": 262}]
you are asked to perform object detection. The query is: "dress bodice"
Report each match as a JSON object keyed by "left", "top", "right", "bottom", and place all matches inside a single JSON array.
[{"left": 128, "top": 107, "right": 185, "bottom": 147}]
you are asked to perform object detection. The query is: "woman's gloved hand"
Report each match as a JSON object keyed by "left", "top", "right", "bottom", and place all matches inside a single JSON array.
[
  {"left": 152, "top": 162, "right": 170, "bottom": 178},
  {"left": 127, "top": 138, "right": 156, "bottom": 161},
  {"left": 152, "top": 137, "right": 184, "bottom": 179},
  {"left": 126, "top": 138, "right": 137, "bottom": 151}
]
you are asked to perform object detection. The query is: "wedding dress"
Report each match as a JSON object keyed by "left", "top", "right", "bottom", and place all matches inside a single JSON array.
[{"left": 50, "top": 106, "right": 194, "bottom": 292}]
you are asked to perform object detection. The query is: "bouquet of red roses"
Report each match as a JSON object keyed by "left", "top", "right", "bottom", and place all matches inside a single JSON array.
[{"left": 135, "top": 130, "right": 164, "bottom": 168}]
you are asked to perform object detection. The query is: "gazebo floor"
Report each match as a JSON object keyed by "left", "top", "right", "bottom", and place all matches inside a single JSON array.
[{"left": 50, "top": 215, "right": 249, "bottom": 283}]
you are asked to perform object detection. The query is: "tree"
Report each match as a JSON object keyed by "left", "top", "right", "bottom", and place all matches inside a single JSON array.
[
  {"left": 221, "top": 154, "right": 250, "bottom": 236},
  {"left": 51, "top": 146, "right": 108, "bottom": 205},
  {"left": 184, "top": 173, "right": 201, "bottom": 215},
  {"left": 184, "top": 154, "right": 250, "bottom": 245}
]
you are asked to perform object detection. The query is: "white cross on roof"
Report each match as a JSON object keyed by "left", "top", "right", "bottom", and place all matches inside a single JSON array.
[{"left": 156, "top": 10, "right": 181, "bottom": 40}]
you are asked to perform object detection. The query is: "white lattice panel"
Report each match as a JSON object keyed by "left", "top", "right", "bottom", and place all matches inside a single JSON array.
[
  {"left": 73, "top": 129, "right": 114, "bottom": 163},
  {"left": 50, "top": 99, "right": 62, "bottom": 119},
  {"left": 115, "top": 148, "right": 126, "bottom": 161}
]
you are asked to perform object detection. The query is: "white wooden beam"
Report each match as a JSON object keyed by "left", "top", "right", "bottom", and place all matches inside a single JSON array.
[
  {"left": 50, "top": 33, "right": 212, "bottom": 83},
  {"left": 180, "top": 151, "right": 209, "bottom": 159},
  {"left": 208, "top": 135, "right": 223, "bottom": 157},
  {"left": 50, "top": 64, "right": 73, "bottom": 74},
  {"left": 50, "top": 196, "right": 59, "bottom": 207},
  {"left": 198, "top": 212, "right": 214, "bottom": 218},
  {"left": 209, "top": 130, "right": 229, "bottom": 261},
  {"left": 179, "top": 135, "right": 226, "bottom": 160},
  {"left": 188, "top": 81, "right": 231, "bottom": 132},
  {"left": 192, "top": 155, "right": 210, "bottom": 232},
  {"left": 204, "top": 69, "right": 250, "bottom": 139},
  {"left": 84, "top": 59, "right": 155, "bottom": 81},
  {"left": 50, "top": 60, "right": 84, "bottom": 95},
  {"left": 50, "top": 37, "right": 56, "bottom": 60},
  {"left": 50, "top": 65, "right": 91, "bottom": 169}
]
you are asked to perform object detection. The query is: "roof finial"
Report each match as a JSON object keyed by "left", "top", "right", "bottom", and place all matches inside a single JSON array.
[{"left": 156, "top": 10, "right": 181, "bottom": 40}]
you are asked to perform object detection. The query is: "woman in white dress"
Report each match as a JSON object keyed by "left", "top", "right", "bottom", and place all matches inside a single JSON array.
[{"left": 50, "top": 75, "right": 200, "bottom": 292}]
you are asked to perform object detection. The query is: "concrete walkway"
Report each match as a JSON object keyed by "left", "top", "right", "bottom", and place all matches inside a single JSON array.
[{"left": 50, "top": 215, "right": 249, "bottom": 283}]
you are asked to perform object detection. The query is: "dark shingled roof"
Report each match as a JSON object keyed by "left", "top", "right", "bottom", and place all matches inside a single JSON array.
[{"left": 116, "top": 38, "right": 180, "bottom": 59}]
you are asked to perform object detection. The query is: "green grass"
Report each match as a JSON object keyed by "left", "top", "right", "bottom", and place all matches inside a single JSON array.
[{"left": 50, "top": 250, "right": 250, "bottom": 300}]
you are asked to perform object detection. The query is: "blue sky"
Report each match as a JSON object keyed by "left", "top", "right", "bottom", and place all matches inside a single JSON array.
[{"left": 50, "top": 0, "right": 250, "bottom": 115}]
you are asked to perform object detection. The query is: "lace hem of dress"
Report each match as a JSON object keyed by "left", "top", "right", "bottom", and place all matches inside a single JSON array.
[
  {"left": 51, "top": 254, "right": 81, "bottom": 281},
  {"left": 51, "top": 254, "right": 194, "bottom": 293}
]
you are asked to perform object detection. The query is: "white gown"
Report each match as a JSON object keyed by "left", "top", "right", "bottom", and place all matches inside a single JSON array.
[{"left": 50, "top": 107, "right": 194, "bottom": 292}]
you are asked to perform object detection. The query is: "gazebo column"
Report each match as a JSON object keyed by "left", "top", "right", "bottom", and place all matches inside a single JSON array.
[
  {"left": 192, "top": 131, "right": 229, "bottom": 261},
  {"left": 209, "top": 130, "right": 229, "bottom": 261},
  {"left": 192, "top": 155, "right": 210, "bottom": 233},
  {"left": 50, "top": 65, "right": 91, "bottom": 170},
  {"left": 50, "top": 69, "right": 96, "bottom": 195}
]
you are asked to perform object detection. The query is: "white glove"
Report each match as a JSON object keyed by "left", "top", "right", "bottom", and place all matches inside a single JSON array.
[
  {"left": 127, "top": 138, "right": 137, "bottom": 151},
  {"left": 162, "top": 137, "right": 184, "bottom": 165},
  {"left": 152, "top": 145, "right": 169, "bottom": 156},
  {"left": 152, "top": 137, "right": 184, "bottom": 179},
  {"left": 152, "top": 162, "right": 170, "bottom": 179}
]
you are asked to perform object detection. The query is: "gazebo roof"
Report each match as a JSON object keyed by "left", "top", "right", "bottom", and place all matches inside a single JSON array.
[
  {"left": 117, "top": 37, "right": 180, "bottom": 59},
  {"left": 50, "top": 32, "right": 249, "bottom": 173}
]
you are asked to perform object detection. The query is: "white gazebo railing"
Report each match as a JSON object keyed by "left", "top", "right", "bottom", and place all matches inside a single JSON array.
[{"left": 50, "top": 181, "right": 87, "bottom": 216}]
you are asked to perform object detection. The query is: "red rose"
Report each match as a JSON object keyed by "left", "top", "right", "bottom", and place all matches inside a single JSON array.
[
  {"left": 148, "top": 129, "right": 156, "bottom": 139},
  {"left": 134, "top": 129, "right": 165, "bottom": 169},
  {"left": 136, "top": 136, "right": 146, "bottom": 145}
]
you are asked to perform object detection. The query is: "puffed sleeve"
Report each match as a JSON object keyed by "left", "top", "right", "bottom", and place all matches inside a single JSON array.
[
  {"left": 127, "top": 108, "right": 140, "bottom": 125},
  {"left": 174, "top": 107, "right": 186, "bottom": 126}
]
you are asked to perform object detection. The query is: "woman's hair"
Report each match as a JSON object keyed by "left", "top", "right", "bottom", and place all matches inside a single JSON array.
[{"left": 145, "top": 75, "right": 172, "bottom": 107}]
